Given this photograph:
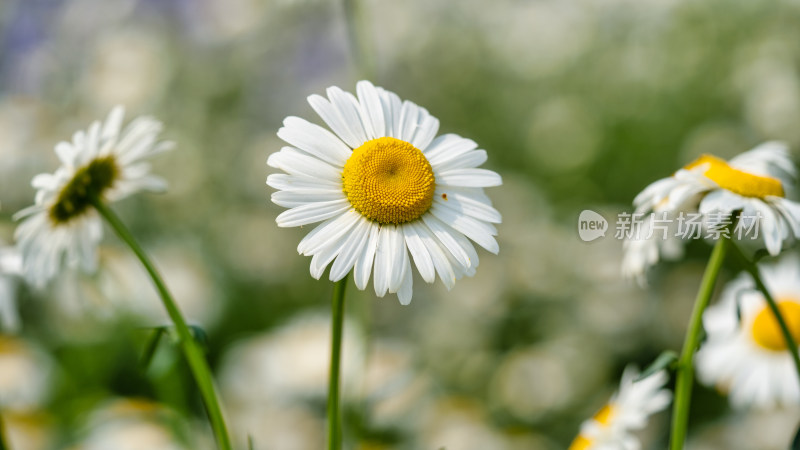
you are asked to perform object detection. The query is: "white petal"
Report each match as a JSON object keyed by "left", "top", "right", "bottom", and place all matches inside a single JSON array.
[
  {"left": 436, "top": 168, "right": 503, "bottom": 188},
  {"left": 85, "top": 120, "right": 101, "bottom": 160},
  {"left": 307, "top": 215, "right": 364, "bottom": 279},
  {"left": 396, "top": 101, "right": 420, "bottom": 143},
  {"left": 632, "top": 177, "right": 677, "bottom": 210},
  {"left": 353, "top": 224, "right": 379, "bottom": 290},
  {"left": 377, "top": 88, "right": 402, "bottom": 139},
  {"left": 434, "top": 191, "right": 501, "bottom": 223},
  {"left": 101, "top": 105, "right": 125, "bottom": 143},
  {"left": 267, "top": 147, "right": 342, "bottom": 182},
  {"left": 420, "top": 214, "right": 471, "bottom": 269},
  {"left": 430, "top": 204, "right": 499, "bottom": 254},
  {"left": 275, "top": 200, "right": 350, "bottom": 228},
  {"left": 433, "top": 150, "right": 488, "bottom": 172},
  {"left": 328, "top": 87, "right": 369, "bottom": 145},
  {"left": 403, "top": 223, "right": 436, "bottom": 283},
  {"left": 271, "top": 190, "right": 345, "bottom": 208},
  {"left": 267, "top": 173, "right": 340, "bottom": 192},
  {"left": 54, "top": 142, "right": 77, "bottom": 167},
  {"left": 443, "top": 241, "right": 476, "bottom": 279},
  {"left": 396, "top": 257, "right": 413, "bottom": 305},
  {"left": 116, "top": 117, "right": 161, "bottom": 158},
  {"left": 753, "top": 201, "right": 782, "bottom": 255},
  {"left": 424, "top": 134, "right": 477, "bottom": 161},
  {"left": 388, "top": 231, "right": 408, "bottom": 294},
  {"left": 411, "top": 114, "right": 439, "bottom": 151},
  {"left": 309, "top": 235, "right": 347, "bottom": 279},
  {"left": 356, "top": 81, "right": 385, "bottom": 138},
  {"left": 31, "top": 174, "right": 57, "bottom": 190},
  {"left": 308, "top": 94, "right": 363, "bottom": 149},
  {"left": 329, "top": 216, "right": 371, "bottom": 281},
  {"left": 373, "top": 225, "right": 395, "bottom": 296},
  {"left": 417, "top": 223, "right": 457, "bottom": 289},
  {"left": 771, "top": 198, "right": 800, "bottom": 238},
  {"left": 297, "top": 210, "right": 361, "bottom": 255},
  {"left": 699, "top": 189, "right": 742, "bottom": 215},
  {"left": 278, "top": 116, "right": 352, "bottom": 166}
]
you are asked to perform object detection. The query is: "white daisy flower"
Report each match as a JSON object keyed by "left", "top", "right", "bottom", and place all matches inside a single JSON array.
[
  {"left": 0, "top": 336, "right": 54, "bottom": 411},
  {"left": 624, "top": 142, "right": 800, "bottom": 282},
  {"left": 696, "top": 254, "right": 800, "bottom": 409},
  {"left": 569, "top": 366, "right": 672, "bottom": 450},
  {"left": 14, "top": 106, "right": 173, "bottom": 287},
  {"left": 267, "top": 81, "right": 502, "bottom": 304},
  {"left": 79, "top": 398, "right": 198, "bottom": 450}
]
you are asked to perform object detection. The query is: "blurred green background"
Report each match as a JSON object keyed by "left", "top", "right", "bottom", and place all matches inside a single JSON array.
[{"left": 1, "top": 0, "right": 800, "bottom": 449}]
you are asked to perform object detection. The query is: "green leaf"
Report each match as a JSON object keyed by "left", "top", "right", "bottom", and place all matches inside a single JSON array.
[
  {"left": 636, "top": 351, "right": 679, "bottom": 382},
  {"left": 140, "top": 327, "right": 166, "bottom": 370},
  {"left": 248, "top": 435, "right": 255, "bottom": 450},
  {"left": 792, "top": 422, "right": 800, "bottom": 450}
]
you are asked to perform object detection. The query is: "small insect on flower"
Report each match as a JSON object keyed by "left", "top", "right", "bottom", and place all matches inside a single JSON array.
[
  {"left": 267, "top": 81, "right": 502, "bottom": 304},
  {"left": 623, "top": 142, "right": 800, "bottom": 283},
  {"left": 570, "top": 366, "right": 672, "bottom": 450},
  {"left": 697, "top": 254, "right": 800, "bottom": 409},
  {"left": 14, "top": 107, "right": 173, "bottom": 287}
]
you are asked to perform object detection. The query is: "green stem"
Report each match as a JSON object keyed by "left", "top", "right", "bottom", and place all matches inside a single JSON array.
[
  {"left": 90, "top": 197, "right": 232, "bottom": 450},
  {"left": 729, "top": 244, "right": 800, "bottom": 382},
  {"left": 327, "top": 277, "right": 348, "bottom": 450},
  {"left": 669, "top": 237, "right": 729, "bottom": 450}
]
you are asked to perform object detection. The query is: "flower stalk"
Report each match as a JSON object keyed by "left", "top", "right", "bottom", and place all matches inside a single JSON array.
[
  {"left": 327, "top": 277, "right": 348, "bottom": 450},
  {"left": 90, "top": 196, "right": 232, "bottom": 450},
  {"left": 669, "top": 237, "right": 729, "bottom": 450},
  {"left": 729, "top": 243, "right": 800, "bottom": 382}
]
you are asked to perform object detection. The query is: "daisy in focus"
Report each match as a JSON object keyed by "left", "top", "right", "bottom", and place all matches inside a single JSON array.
[
  {"left": 569, "top": 366, "right": 672, "bottom": 450},
  {"left": 696, "top": 254, "right": 800, "bottom": 409},
  {"left": 14, "top": 107, "right": 173, "bottom": 287},
  {"left": 267, "top": 81, "right": 502, "bottom": 304},
  {"left": 623, "top": 142, "right": 800, "bottom": 282}
]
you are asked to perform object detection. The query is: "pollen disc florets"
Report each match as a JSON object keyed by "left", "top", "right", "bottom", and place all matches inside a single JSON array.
[
  {"left": 751, "top": 299, "right": 800, "bottom": 351},
  {"left": 48, "top": 156, "right": 119, "bottom": 224},
  {"left": 684, "top": 154, "right": 784, "bottom": 199},
  {"left": 342, "top": 137, "right": 435, "bottom": 224}
]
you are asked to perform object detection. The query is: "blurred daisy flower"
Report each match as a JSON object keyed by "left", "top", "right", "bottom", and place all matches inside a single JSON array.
[
  {"left": 569, "top": 366, "right": 672, "bottom": 450},
  {"left": 696, "top": 254, "right": 800, "bottom": 409},
  {"left": 14, "top": 106, "right": 173, "bottom": 287},
  {"left": 219, "top": 313, "right": 363, "bottom": 405},
  {"left": 623, "top": 142, "right": 800, "bottom": 282},
  {"left": 621, "top": 211, "right": 685, "bottom": 285},
  {"left": 0, "top": 244, "right": 23, "bottom": 332},
  {"left": 0, "top": 336, "right": 54, "bottom": 411},
  {"left": 77, "top": 398, "right": 201, "bottom": 450},
  {"left": 268, "top": 81, "right": 502, "bottom": 304}
]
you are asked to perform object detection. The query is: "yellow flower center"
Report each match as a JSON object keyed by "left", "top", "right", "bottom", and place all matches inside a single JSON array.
[
  {"left": 568, "top": 404, "right": 615, "bottom": 450},
  {"left": 684, "top": 154, "right": 784, "bottom": 199},
  {"left": 49, "top": 156, "right": 119, "bottom": 224},
  {"left": 751, "top": 299, "right": 800, "bottom": 351},
  {"left": 342, "top": 137, "right": 435, "bottom": 224}
]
